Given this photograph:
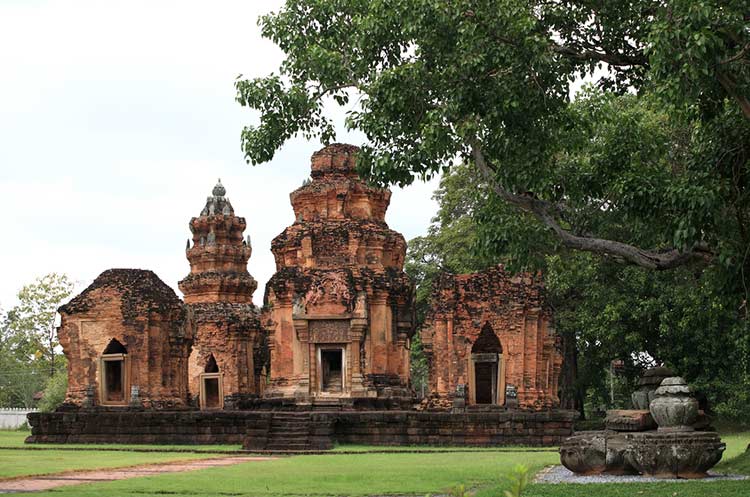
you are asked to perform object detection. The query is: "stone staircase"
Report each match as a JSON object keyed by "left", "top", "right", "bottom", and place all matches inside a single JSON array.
[
  {"left": 264, "top": 412, "right": 311, "bottom": 451},
  {"left": 323, "top": 371, "right": 342, "bottom": 392},
  {"left": 260, "top": 412, "right": 333, "bottom": 451}
]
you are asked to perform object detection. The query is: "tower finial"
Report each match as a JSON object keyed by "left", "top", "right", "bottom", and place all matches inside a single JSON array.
[{"left": 212, "top": 178, "right": 226, "bottom": 197}]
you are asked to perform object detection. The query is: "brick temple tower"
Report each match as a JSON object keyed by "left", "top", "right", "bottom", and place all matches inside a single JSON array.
[
  {"left": 421, "top": 266, "right": 562, "bottom": 410},
  {"left": 179, "top": 180, "right": 264, "bottom": 409},
  {"left": 263, "top": 144, "right": 415, "bottom": 405}
]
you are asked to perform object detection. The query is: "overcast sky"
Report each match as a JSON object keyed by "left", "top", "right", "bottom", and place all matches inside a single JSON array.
[{"left": 0, "top": 0, "right": 439, "bottom": 309}]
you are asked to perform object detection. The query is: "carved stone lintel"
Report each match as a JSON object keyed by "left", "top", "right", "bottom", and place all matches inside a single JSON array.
[{"left": 309, "top": 319, "right": 350, "bottom": 343}]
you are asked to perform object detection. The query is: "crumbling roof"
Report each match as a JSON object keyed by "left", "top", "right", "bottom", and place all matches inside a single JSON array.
[{"left": 59, "top": 268, "right": 183, "bottom": 318}]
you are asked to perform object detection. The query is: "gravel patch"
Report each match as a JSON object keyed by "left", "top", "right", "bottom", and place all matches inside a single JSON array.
[{"left": 535, "top": 465, "right": 749, "bottom": 484}]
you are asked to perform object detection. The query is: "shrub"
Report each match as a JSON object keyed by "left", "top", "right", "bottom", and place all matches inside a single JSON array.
[{"left": 37, "top": 370, "right": 67, "bottom": 412}]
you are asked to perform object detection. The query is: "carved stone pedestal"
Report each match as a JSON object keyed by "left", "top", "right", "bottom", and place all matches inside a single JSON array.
[{"left": 624, "top": 431, "right": 725, "bottom": 479}]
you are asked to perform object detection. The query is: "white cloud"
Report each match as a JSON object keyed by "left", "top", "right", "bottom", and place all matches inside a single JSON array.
[{"left": 0, "top": 0, "right": 440, "bottom": 309}]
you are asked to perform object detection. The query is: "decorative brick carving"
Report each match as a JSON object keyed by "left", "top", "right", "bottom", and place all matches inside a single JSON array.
[
  {"left": 57, "top": 269, "right": 192, "bottom": 409},
  {"left": 58, "top": 180, "right": 265, "bottom": 411},
  {"left": 309, "top": 320, "right": 350, "bottom": 343}
]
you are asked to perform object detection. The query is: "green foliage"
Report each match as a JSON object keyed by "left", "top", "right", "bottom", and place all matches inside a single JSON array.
[
  {"left": 239, "top": 0, "right": 750, "bottom": 419},
  {"left": 238, "top": 0, "right": 749, "bottom": 271},
  {"left": 503, "top": 464, "right": 529, "bottom": 497},
  {"left": 405, "top": 162, "right": 495, "bottom": 324},
  {"left": 37, "top": 368, "right": 67, "bottom": 412},
  {"left": 0, "top": 274, "right": 73, "bottom": 407},
  {"left": 409, "top": 333, "right": 429, "bottom": 398},
  {"left": 408, "top": 161, "right": 750, "bottom": 419},
  {"left": 448, "top": 483, "right": 469, "bottom": 497},
  {"left": 11, "top": 273, "right": 73, "bottom": 376}
]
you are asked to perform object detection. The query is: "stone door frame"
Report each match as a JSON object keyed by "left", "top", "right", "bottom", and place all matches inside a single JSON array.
[
  {"left": 99, "top": 353, "right": 130, "bottom": 406},
  {"left": 315, "top": 344, "right": 347, "bottom": 395},
  {"left": 467, "top": 351, "right": 507, "bottom": 406},
  {"left": 199, "top": 372, "right": 224, "bottom": 410}
]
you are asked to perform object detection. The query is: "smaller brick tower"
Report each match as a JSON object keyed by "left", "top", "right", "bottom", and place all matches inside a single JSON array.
[
  {"left": 179, "top": 180, "right": 264, "bottom": 409},
  {"left": 421, "top": 266, "right": 562, "bottom": 410},
  {"left": 179, "top": 179, "right": 256, "bottom": 304}
]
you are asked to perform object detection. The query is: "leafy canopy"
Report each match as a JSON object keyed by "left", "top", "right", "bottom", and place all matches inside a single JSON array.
[{"left": 237, "top": 0, "right": 749, "bottom": 272}]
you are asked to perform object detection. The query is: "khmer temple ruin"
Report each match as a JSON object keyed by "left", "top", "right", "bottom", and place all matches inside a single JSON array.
[
  {"left": 422, "top": 266, "right": 562, "bottom": 410},
  {"left": 27, "top": 144, "right": 575, "bottom": 448},
  {"left": 264, "top": 144, "right": 413, "bottom": 406}
]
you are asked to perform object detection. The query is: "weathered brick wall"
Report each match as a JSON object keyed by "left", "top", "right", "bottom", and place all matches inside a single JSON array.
[
  {"left": 27, "top": 409, "right": 575, "bottom": 446},
  {"left": 26, "top": 410, "right": 273, "bottom": 445},
  {"left": 187, "top": 303, "right": 264, "bottom": 403},
  {"left": 422, "top": 266, "right": 563, "bottom": 410},
  {"left": 332, "top": 410, "right": 575, "bottom": 446},
  {"left": 58, "top": 269, "right": 192, "bottom": 409}
]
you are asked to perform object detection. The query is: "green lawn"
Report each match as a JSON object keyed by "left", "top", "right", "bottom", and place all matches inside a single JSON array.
[
  {"left": 0, "top": 449, "right": 216, "bottom": 479},
  {"left": 330, "top": 443, "right": 557, "bottom": 452},
  {"left": 32, "top": 451, "right": 560, "bottom": 496},
  {"left": 0, "top": 428, "right": 745, "bottom": 497}
]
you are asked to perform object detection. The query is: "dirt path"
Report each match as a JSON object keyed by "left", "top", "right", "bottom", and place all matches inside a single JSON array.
[{"left": 0, "top": 455, "right": 273, "bottom": 493}]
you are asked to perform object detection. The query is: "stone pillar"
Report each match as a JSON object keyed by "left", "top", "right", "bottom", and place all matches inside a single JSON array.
[
  {"left": 293, "top": 317, "right": 311, "bottom": 400},
  {"left": 350, "top": 319, "right": 367, "bottom": 396}
]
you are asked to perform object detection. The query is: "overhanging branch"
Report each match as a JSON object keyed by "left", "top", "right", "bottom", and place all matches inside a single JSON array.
[{"left": 469, "top": 142, "right": 713, "bottom": 270}]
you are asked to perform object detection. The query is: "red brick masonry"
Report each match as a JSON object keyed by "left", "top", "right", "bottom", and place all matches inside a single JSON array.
[{"left": 422, "top": 266, "right": 562, "bottom": 409}]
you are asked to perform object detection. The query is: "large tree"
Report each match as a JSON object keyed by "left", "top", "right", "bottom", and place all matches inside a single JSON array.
[
  {"left": 236, "top": 0, "right": 749, "bottom": 277},
  {"left": 409, "top": 162, "right": 750, "bottom": 419},
  {"left": 237, "top": 0, "right": 749, "bottom": 416}
]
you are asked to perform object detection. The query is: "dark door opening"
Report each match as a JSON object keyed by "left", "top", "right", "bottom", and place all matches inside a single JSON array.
[
  {"left": 203, "top": 377, "right": 221, "bottom": 409},
  {"left": 474, "top": 362, "right": 497, "bottom": 404},
  {"left": 321, "top": 349, "right": 343, "bottom": 392},
  {"left": 104, "top": 359, "right": 124, "bottom": 402}
]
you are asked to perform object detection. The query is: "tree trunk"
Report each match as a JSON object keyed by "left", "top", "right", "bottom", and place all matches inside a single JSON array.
[{"left": 558, "top": 328, "right": 584, "bottom": 419}]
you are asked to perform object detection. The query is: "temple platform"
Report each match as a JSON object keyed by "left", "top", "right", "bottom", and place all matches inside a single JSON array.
[{"left": 26, "top": 409, "right": 575, "bottom": 448}]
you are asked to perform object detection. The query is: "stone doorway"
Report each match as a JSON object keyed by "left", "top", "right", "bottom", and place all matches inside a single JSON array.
[
  {"left": 200, "top": 355, "right": 223, "bottom": 410},
  {"left": 100, "top": 339, "right": 129, "bottom": 406},
  {"left": 474, "top": 361, "right": 497, "bottom": 404},
  {"left": 319, "top": 348, "right": 344, "bottom": 393},
  {"left": 469, "top": 323, "right": 505, "bottom": 406}
]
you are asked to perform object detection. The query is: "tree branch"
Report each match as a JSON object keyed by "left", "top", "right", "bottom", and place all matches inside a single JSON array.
[
  {"left": 717, "top": 71, "right": 750, "bottom": 119},
  {"left": 720, "top": 42, "right": 750, "bottom": 65},
  {"left": 550, "top": 44, "right": 649, "bottom": 68},
  {"left": 469, "top": 142, "right": 713, "bottom": 270}
]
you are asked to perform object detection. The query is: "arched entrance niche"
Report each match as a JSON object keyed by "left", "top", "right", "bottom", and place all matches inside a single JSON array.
[
  {"left": 200, "top": 354, "right": 223, "bottom": 410},
  {"left": 468, "top": 323, "right": 506, "bottom": 405},
  {"left": 100, "top": 339, "right": 129, "bottom": 406}
]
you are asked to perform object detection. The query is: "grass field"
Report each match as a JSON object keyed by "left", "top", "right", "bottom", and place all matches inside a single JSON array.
[
  {"left": 0, "top": 430, "right": 240, "bottom": 452},
  {"left": 0, "top": 428, "right": 747, "bottom": 496}
]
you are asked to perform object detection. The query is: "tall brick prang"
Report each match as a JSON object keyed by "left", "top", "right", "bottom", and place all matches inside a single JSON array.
[
  {"left": 179, "top": 179, "right": 256, "bottom": 304},
  {"left": 263, "top": 144, "right": 415, "bottom": 403}
]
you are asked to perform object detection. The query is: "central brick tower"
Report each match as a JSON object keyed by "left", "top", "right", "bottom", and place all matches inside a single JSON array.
[{"left": 264, "top": 144, "right": 415, "bottom": 406}]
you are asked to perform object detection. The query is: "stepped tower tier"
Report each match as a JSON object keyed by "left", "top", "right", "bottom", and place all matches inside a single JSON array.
[
  {"left": 180, "top": 181, "right": 264, "bottom": 409},
  {"left": 264, "top": 144, "right": 415, "bottom": 405},
  {"left": 179, "top": 179, "right": 257, "bottom": 304}
]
